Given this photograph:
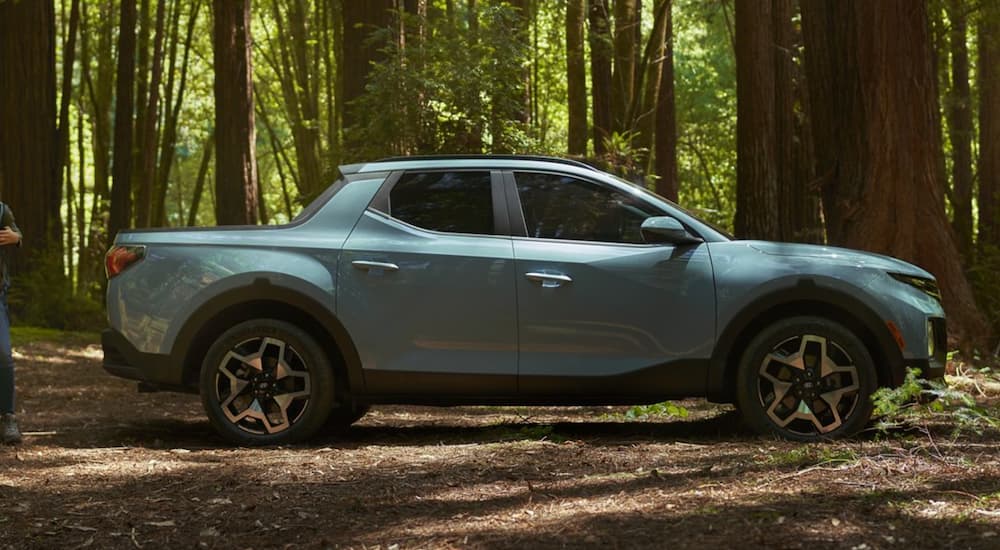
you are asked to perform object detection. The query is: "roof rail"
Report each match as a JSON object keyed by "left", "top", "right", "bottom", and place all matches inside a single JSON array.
[{"left": 372, "top": 154, "right": 600, "bottom": 172}]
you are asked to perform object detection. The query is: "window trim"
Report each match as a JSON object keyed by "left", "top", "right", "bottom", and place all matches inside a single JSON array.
[
  {"left": 504, "top": 169, "right": 678, "bottom": 246},
  {"left": 368, "top": 169, "right": 509, "bottom": 237}
]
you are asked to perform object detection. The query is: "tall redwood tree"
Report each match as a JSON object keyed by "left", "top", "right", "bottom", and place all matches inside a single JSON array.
[
  {"left": 0, "top": 0, "right": 59, "bottom": 272},
  {"left": 212, "top": 0, "right": 258, "bottom": 225},
  {"left": 801, "top": 0, "right": 988, "bottom": 344}
]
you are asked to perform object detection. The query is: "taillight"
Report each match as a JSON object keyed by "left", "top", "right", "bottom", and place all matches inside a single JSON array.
[{"left": 105, "top": 245, "right": 146, "bottom": 278}]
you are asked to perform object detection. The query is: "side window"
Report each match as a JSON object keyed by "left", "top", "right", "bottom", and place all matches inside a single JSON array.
[
  {"left": 514, "top": 172, "right": 661, "bottom": 244},
  {"left": 389, "top": 171, "right": 494, "bottom": 235}
]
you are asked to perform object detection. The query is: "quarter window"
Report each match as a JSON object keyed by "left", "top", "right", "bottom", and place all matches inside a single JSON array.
[
  {"left": 389, "top": 171, "right": 494, "bottom": 235},
  {"left": 514, "top": 172, "right": 660, "bottom": 243}
]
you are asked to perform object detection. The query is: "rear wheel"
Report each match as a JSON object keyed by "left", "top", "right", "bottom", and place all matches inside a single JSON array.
[
  {"left": 736, "top": 316, "right": 877, "bottom": 441},
  {"left": 200, "top": 319, "right": 334, "bottom": 445}
]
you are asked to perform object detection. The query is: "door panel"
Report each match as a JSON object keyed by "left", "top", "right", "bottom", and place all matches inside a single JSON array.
[
  {"left": 514, "top": 239, "right": 715, "bottom": 395},
  {"left": 338, "top": 211, "right": 517, "bottom": 395}
]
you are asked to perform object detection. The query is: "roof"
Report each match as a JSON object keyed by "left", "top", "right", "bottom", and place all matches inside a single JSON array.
[{"left": 339, "top": 154, "right": 600, "bottom": 176}]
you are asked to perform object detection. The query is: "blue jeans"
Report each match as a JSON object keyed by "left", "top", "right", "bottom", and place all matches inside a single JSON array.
[{"left": 0, "top": 290, "right": 13, "bottom": 414}]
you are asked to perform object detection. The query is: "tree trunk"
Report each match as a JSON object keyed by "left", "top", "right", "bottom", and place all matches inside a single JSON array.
[
  {"left": 153, "top": 0, "right": 201, "bottom": 227},
  {"left": 611, "top": 0, "right": 639, "bottom": 134},
  {"left": 589, "top": 0, "right": 613, "bottom": 156},
  {"left": 55, "top": 0, "right": 80, "bottom": 255},
  {"left": 652, "top": 1, "right": 677, "bottom": 201},
  {"left": 341, "top": 0, "right": 394, "bottom": 157},
  {"left": 212, "top": 0, "right": 258, "bottom": 226},
  {"left": 0, "top": 0, "right": 58, "bottom": 273},
  {"left": 734, "top": 0, "right": 779, "bottom": 240},
  {"left": 135, "top": 0, "right": 167, "bottom": 228},
  {"left": 944, "top": 0, "right": 973, "bottom": 258},
  {"left": 634, "top": 0, "right": 668, "bottom": 164},
  {"left": 802, "top": 0, "right": 988, "bottom": 345},
  {"left": 980, "top": 0, "right": 1000, "bottom": 252},
  {"left": 187, "top": 132, "right": 215, "bottom": 227},
  {"left": 566, "top": 0, "right": 587, "bottom": 156},
  {"left": 110, "top": 0, "right": 137, "bottom": 240}
]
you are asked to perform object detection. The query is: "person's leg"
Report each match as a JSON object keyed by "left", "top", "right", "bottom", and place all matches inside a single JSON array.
[
  {"left": 0, "top": 290, "right": 12, "bottom": 415},
  {"left": 0, "top": 290, "right": 19, "bottom": 444}
]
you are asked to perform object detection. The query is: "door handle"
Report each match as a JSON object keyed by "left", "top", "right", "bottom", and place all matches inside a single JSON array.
[
  {"left": 352, "top": 260, "right": 399, "bottom": 272},
  {"left": 525, "top": 272, "right": 572, "bottom": 288}
]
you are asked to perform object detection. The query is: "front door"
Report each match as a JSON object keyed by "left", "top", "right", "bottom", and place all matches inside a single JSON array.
[{"left": 508, "top": 171, "right": 716, "bottom": 397}]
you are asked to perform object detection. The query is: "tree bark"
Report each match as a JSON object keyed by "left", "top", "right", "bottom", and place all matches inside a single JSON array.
[
  {"left": 212, "top": 0, "right": 258, "bottom": 225},
  {"left": 110, "top": 0, "right": 137, "bottom": 240},
  {"left": 589, "top": 0, "right": 613, "bottom": 156},
  {"left": 944, "top": 0, "right": 973, "bottom": 258},
  {"left": 652, "top": 0, "right": 677, "bottom": 201},
  {"left": 0, "top": 0, "right": 58, "bottom": 272},
  {"left": 135, "top": 0, "right": 167, "bottom": 228},
  {"left": 734, "top": 0, "right": 779, "bottom": 240},
  {"left": 612, "top": 0, "right": 639, "bottom": 134},
  {"left": 187, "top": 132, "right": 215, "bottom": 227},
  {"left": 55, "top": 0, "right": 80, "bottom": 253},
  {"left": 802, "top": 0, "right": 988, "bottom": 345},
  {"left": 980, "top": 0, "right": 1000, "bottom": 251},
  {"left": 341, "top": 0, "right": 394, "bottom": 157},
  {"left": 566, "top": 0, "right": 587, "bottom": 156}
]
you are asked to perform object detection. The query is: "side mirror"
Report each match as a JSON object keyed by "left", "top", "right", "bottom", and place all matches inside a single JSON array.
[{"left": 641, "top": 216, "right": 703, "bottom": 245}]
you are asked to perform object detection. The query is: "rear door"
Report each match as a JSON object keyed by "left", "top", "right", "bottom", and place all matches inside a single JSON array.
[
  {"left": 338, "top": 170, "right": 518, "bottom": 395},
  {"left": 507, "top": 171, "right": 716, "bottom": 397}
]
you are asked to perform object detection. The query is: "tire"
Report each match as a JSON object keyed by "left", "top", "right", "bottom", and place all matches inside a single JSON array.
[
  {"left": 735, "top": 316, "right": 877, "bottom": 441},
  {"left": 200, "top": 319, "right": 335, "bottom": 446},
  {"left": 324, "top": 403, "right": 370, "bottom": 433}
]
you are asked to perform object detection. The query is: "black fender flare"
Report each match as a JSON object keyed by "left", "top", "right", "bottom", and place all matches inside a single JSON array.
[
  {"left": 169, "top": 276, "right": 365, "bottom": 392},
  {"left": 706, "top": 278, "right": 905, "bottom": 401}
]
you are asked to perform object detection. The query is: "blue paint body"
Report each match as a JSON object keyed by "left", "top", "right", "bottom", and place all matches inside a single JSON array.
[{"left": 104, "top": 157, "right": 945, "bottom": 407}]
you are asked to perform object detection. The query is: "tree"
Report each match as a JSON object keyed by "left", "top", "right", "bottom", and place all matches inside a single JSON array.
[
  {"left": 212, "top": 0, "right": 258, "bottom": 225},
  {"left": 566, "top": 0, "right": 587, "bottom": 155},
  {"left": 734, "top": 0, "right": 778, "bottom": 240},
  {"left": 110, "top": 0, "right": 137, "bottom": 240},
  {"left": 946, "top": 0, "right": 973, "bottom": 258},
  {"left": 341, "top": 0, "right": 394, "bottom": 157},
  {"left": 979, "top": 0, "right": 1000, "bottom": 252},
  {"left": 0, "top": 0, "right": 59, "bottom": 271},
  {"left": 651, "top": 0, "right": 677, "bottom": 201},
  {"left": 801, "top": 0, "right": 988, "bottom": 344},
  {"left": 589, "top": 0, "right": 613, "bottom": 156},
  {"left": 611, "top": 0, "right": 639, "bottom": 134}
]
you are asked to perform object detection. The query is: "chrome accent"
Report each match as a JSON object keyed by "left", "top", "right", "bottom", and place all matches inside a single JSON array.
[
  {"left": 352, "top": 260, "right": 400, "bottom": 272},
  {"left": 525, "top": 272, "right": 573, "bottom": 288},
  {"left": 215, "top": 337, "right": 312, "bottom": 435},
  {"left": 758, "top": 334, "right": 861, "bottom": 435}
]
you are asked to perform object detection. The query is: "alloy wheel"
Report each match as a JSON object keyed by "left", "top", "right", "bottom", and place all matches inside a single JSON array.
[
  {"left": 213, "top": 336, "right": 312, "bottom": 435},
  {"left": 756, "top": 334, "right": 861, "bottom": 436}
]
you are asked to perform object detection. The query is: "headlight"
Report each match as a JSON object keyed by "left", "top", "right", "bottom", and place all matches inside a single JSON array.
[{"left": 889, "top": 273, "right": 942, "bottom": 302}]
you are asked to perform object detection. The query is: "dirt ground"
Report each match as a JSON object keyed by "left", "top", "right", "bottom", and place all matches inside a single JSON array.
[{"left": 1, "top": 333, "right": 999, "bottom": 549}]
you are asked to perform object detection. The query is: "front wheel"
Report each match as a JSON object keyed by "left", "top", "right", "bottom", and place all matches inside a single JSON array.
[
  {"left": 200, "top": 319, "right": 334, "bottom": 446},
  {"left": 736, "top": 316, "right": 877, "bottom": 441}
]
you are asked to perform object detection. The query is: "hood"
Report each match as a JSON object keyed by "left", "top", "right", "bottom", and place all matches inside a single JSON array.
[{"left": 744, "top": 241, "right": 934, "bottom": 279}]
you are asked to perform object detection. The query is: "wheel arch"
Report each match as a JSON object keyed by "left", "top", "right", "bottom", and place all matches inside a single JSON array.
[
  {"left": 172, "top": 279, "right": 364, "bottom": 398},
  {"left": 707, "top": 280, "right": 904, "bottom": 403}
]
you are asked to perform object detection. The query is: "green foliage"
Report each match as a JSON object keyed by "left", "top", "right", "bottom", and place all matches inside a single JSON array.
[
  {"left": 351, "top": 3, "right": 538, "bottom": 157},
  {"left": 969, "top": 245, "right": 1000, "bottom": 341},
  {"left": 622, "top": 401, "right": 690, "bottom": 420},
  {"left": 7, "top": 250, "right": 104, "bottom": 331},
  {"left": 872, "top": 368, "right": 999, "bottom": 436}
]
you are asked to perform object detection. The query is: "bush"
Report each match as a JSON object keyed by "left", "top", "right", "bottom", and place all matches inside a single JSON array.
[{"left": 5, "top": 250, "right": 104, "bottom": 331}]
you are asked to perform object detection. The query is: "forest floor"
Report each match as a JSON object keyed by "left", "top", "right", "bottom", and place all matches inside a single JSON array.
[{"left": 0, "top": 330, "right": 999, "bottom": 549}]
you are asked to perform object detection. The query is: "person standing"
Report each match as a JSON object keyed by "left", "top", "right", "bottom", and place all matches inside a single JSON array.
[{"left": 0, "top": 201, "right": 22, "bottom": 444}]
